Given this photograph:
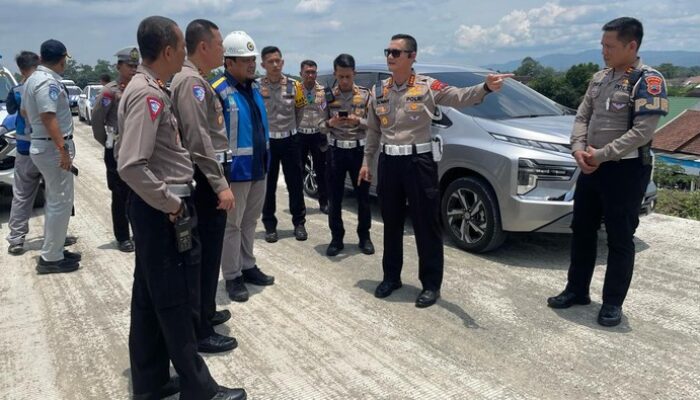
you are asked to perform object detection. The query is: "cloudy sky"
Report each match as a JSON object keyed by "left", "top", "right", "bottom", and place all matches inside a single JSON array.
[{"left": 1, "top": 0, "right": 698, "bottom": 74}]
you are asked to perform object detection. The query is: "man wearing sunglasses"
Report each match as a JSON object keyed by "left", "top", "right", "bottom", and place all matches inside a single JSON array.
[{"left": 359, "top": 33, "right": 512, "bottom": 308}]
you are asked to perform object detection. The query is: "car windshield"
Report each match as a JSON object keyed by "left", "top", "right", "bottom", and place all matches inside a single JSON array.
[
  {"left": 67, "top": 87, "right": 81, "bottom": 96},
  {"left": 427, "top": 72, "right": 570, "bottom": 119},
  {"left": 0, "top": 71, "right": 15, "bottom": 103},
  {"left": 89, "top": 86, "right": 102, "bottom": 99}
]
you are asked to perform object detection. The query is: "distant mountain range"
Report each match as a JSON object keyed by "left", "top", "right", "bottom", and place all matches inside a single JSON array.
[{"left": 484, "top": 50, "right": 700, "bottom": 72}]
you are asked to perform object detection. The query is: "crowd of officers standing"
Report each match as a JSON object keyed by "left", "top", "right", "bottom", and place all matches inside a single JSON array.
[{"left": 3, "top": 13, "right": 666, "bottom": 400}]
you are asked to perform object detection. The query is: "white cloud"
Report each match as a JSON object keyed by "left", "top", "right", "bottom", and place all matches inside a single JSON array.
[
  {"left": 454, "top": 2, "right": 607, "bottom": 51},
  {"left": 295, "top": 0, "right": 333, "bottom": 14},
  {"left": 231, "top": 8, "right": 263, "bottom": 20}
]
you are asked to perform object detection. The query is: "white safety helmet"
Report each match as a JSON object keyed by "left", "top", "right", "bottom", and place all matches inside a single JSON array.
[{"left": 223, "top": 31, "right": 259, "bottom": 57}]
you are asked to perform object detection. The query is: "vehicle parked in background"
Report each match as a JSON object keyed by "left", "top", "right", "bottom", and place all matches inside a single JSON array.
[
  {"left": 310, "top": 64, "right": 657, "bottom": 253},
  {"left": 78, "top": 84, "right": 103, "bottom": 125},
  {"left": 65, "top": 85, "right": 82, "bottom": 115}
]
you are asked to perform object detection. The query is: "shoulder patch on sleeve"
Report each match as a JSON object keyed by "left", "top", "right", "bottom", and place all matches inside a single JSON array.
[
  {"left": 633, "top": 70, "right": 669, "bottom": 116},
  {"left": 101, "top": 90, "right": 113, "bottom": 107},
  {"left": 430, "top": 80, "right": 448, "bottom": 91},
  {"left": 146, "top": 96, "right": 164, "bottom": 121},
  {"left": 48, "top": 84, "right": 60, "bottom": 101},
  {"left": 192, "top": 84, "right": 206, "bottom": 102}
]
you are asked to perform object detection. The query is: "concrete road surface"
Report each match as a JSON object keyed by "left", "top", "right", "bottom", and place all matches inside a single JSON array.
[{"left": 1, "top": 118, "right": 698, "bottom": 400}]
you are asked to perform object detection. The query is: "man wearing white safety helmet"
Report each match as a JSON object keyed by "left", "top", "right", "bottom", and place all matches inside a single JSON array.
[{"left": 211, "top": 31, "right": 275, "bottom": 303}]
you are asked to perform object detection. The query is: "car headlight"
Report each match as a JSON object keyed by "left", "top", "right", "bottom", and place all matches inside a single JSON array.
[
  {"left": 517, "top": 158, "right": 576, "bottom": 195},
  {"left": 490, "top": 133, "right": 571, "bottom": 154}
]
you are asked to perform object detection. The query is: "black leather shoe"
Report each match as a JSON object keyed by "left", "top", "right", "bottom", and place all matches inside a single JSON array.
[
  {"left": 374, "top": 280, "right": 402, "bottom": 299},
  {"left": 598, "top": 304, "right": 623, "bottom": 327},
  {"left": 8, "top": 243, "right": 24, "bottom": 255},
  {"left": 198, "top": 332, "right": 238, "bottom": 353},
  {"left": 63, "top": 250, "right": 82, "bottom": 262},
  {"left": 320, "top": 204, "right": 329, "bottom": 214},
  {"left": 326, "top": 241, "right": 344, "bottom": 257},
  {"left": 264, "top": 230, "right": 278, "bottom": 243},
  {"left": 242, "top": 266, "right": 275, "bottom": 286},
  {"left": 118, "top": 239, "right": 135, "bottom": 253},
  {"left": 36, "top": 257, "right": 79, "bottom": 274},
  {"left": 211, "top": 309, "right": 232, "bottom": 326},
  {"left": 547, "top": 290, "right": 591, "bottom": 309},
  {"left": 294, "top": 225, "right": 308, "bottom": 241},
  {"left": 415, "top": 290, "right": 440, "bottom": 308},
  {"left": 226, "top": 277, "right": 249, "bottom": 302},
  {"left": 64, "top": 236, "right": 78, "bottom": 246},
  {"left": 133, "top": 376, "right": 181, "bottom": 400},
  {"left": 211, "top": 387, "right": 247, "bottom": 400},
  {"left": 358, "top": 238, "right": 375, "bottom": 255}
]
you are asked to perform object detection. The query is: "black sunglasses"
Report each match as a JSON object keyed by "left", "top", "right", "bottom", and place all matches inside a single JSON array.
[{"left": 384, "top": 48, "right": 412, "bottom": 58}]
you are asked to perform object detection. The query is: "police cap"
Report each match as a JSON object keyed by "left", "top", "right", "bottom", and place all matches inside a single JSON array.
[{"left": 115, "top": 46, "right": 140, "bottom": 65}]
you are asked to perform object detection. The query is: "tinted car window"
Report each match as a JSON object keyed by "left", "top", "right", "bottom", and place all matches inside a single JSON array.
[
  {"left": 67, "top": 87, "right": 82, "bottom": 96},
  {"left": 428, "top": 72, "right": 568, "bottom": 119}
]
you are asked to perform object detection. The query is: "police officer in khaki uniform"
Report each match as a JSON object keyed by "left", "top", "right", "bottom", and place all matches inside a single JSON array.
[
  {"left": 91, "top": 46, "right": 139, "bottom": 253},
  {"left": 258, "top": 46, "right": 308, "bottom": 243},
  {"left": 360, "top": 34, "right": 511, "bottom": 308},
  {"left": 117, "top": 16, "right": 245, "bottom": 400},
  {"left": 319, "top": 54, "right": 374, "bottom": 257},
  {"left": 171, "top": 19, "right": 236, "bottom": 354},
  {"left": 547, "top": 17, "right": 668, "bottom": 327},
  {"left": 298, "top": 59, "right": 329, "bottom": 214}
]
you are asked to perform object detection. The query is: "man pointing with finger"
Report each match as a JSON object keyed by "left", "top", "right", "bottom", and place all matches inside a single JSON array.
[{"left": 359, "top": 33, "right": 511, "bottom": 308}]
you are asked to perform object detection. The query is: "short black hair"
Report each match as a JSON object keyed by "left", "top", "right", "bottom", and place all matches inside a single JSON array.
[
  {"left": 15, "top": 51, "right": 40, "bottom": 72},
  {"left": 391, "top": 33, "right": 417, "bottom": 53},
  {"left": 603, "top": 17, "right": 644, "bottom": 49},
  {"left": 99, "top": 73, "right": 111, "bottom": 83},
  {"left": 137, "top": 16, "right": 180, "bottom": 63},
  {"left": 261, "top": 46, "right": 281, "bottom": 60},
  {"left": 186, "top": 19, "right": 219, "bottom": 56},
  {"left": 300, "top": 60, "right": 317, "bottom": 70},
  {"left": 333, "top": 54, "right": 355, "bottom": 71}
]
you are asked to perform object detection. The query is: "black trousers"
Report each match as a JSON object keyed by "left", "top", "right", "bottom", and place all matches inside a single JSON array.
[
  {"left": 327, "top": 145, "right": 371, "bottom": 242},
  {"left": 262, "top": 134, "right": 306, "bottom": 231},
  {"left": 299, "top": 132, "right": 328, "bottom": 207},
  {"left": 566, "top": 157, "right": 652, "bottom": 306},
  {"left": 377, "top": 152, "right": 443, "bottom": 291},
  {"left": 192, "top": 166, "right": 227, "bottom": 340},
  {"left": 127, "top": 193, "right": 218, "bottom": 400},
  {"left": 105, "top": 148, "right": 131, "bottom": 242}
]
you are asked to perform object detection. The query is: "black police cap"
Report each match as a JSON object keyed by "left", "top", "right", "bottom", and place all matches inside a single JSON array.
[{"left": 40, "top": 39, "right": 70, "bottom": 63}]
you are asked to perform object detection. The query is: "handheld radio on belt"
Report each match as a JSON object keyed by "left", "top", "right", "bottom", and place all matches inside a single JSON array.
[{"left": 174, "top": 204, "right": 193, "bottom": 253}]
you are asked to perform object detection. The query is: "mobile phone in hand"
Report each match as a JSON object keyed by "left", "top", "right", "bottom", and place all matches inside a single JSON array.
[
  {"left": 70, "top": 165, "right": 79, "bottom": 176},
  {"left": 338, "top": 110, "right": 349, "bottom": 118}
]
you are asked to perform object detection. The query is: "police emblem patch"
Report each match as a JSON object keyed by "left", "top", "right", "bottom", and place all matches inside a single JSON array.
[
  {"left": 192, "top": 85, "right": 206, "bottom": 102},
  {"left": 102, "top": 92, "right": 113, "bottom": 107},
  {"left": 645, "top": 76, "right": 663, "bottom": 96},
  {"left": 48, "top": 84, "right": 60, "bottom": 101},
  {"left": 146, "top": 96, "right": 163, "bottom": 121},
  {"left": 430, "top": 80, "right": 448, "bottom": 91}
]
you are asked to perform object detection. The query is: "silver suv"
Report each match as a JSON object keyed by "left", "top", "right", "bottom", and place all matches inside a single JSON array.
[{"left": 309, "top": 64, "right": 656, "bottom": 253}]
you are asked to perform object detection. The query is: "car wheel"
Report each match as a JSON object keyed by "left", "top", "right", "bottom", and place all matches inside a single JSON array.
[
  {"left": 303, "top": 153, "right": 319, "bottom": 198},
  {"left": 441, "top": 176, "right": 506, "bottom": 253}
]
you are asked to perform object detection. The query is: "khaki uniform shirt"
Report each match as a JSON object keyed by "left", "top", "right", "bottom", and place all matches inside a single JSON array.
[
  {"left": 571, "top": 58, "right": 668, "bottom": 163},
  {"left": 257, "top": 75, "right": 305, "bottom": 133},
  {"left": 298, "top": 81, "right": 326, "bottom": 131},
  {"left": 364, "top": 72, "right": 488, "bottom": 168},
  {"left": 23, "top": 65, "right": 74, "bottom": 139},
  {"left": 171, "top": 60, "right": 228, "bottom": 194},
  {"left": 320, "top": 84, "right": 371, "bottom": 141},
  {"left": 117, "top": 65, "right": 193, "bottom": 214},
  {"left": 92, "top": 80, "right": 125, "bottom": 147}
]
